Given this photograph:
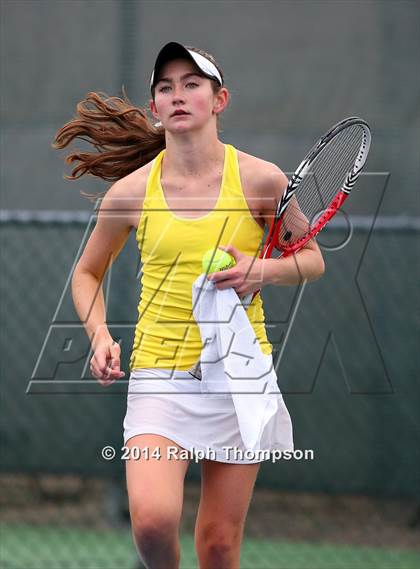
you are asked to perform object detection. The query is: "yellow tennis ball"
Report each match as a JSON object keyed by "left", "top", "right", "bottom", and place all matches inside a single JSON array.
[{"left": 202, "top": 248, "right": 236, "bottom": 273}]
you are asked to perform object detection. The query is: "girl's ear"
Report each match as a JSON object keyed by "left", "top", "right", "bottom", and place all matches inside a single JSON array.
[
  {"left": 150, "top": 98, "right": 159, "bottom": 119},
  {"left": 213, "top": 87, "right": 229, "bottom": 116}
]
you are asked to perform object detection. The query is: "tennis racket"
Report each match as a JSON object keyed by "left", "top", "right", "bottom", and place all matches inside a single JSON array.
[{"left": 189, "top": 116, "right": 371, "bottom": 380}]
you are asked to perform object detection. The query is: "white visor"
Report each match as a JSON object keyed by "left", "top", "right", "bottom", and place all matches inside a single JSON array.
[{"left": 150, "top": 42, "right": 223, "bottom": 90}]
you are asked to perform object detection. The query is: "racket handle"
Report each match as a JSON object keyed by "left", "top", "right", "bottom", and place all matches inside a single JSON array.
[
  {"left": 242, "top": 292, "right": 255, "bottom": 309},
  {"left": 188, "top": 359, "right": 202, "bottom": 381},
  {"left": 242, "top": 292, "right": 252, "bottom": 306},
  {"left": 245, "top": 288, "right": 263, "bottom": 306}
]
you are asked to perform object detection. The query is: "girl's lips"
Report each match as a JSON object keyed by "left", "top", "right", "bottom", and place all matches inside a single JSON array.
[{"left": 171, "top": 110, "right": 189, "bottom": 116}]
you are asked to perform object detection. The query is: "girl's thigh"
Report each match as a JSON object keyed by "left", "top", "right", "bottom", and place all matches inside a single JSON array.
[
  {"left": 125, "top": 433, "right": 191, "bottom": 528},
  {"left": 197, "top": 459, "right": 261, "bottom": 529}
]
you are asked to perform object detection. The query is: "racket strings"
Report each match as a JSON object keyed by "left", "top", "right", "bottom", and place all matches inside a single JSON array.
[
  {"left": 309, "top": 125, "right": 361, "bottom": 201},
  {"left": 284, "top": 125, "right": 363, "bottom": 244},
  {"left": 303, "top": 126, "right": 361, "bottom": 212}
]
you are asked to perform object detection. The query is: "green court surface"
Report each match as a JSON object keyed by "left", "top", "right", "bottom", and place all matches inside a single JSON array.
[{"left": 1, "top": 524, "right": 419, "bottom": 569}]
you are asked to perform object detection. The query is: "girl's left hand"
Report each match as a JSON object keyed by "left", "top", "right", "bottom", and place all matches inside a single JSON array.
[{"left": 207, "top": 245, "right": 267, "bottom": 299}]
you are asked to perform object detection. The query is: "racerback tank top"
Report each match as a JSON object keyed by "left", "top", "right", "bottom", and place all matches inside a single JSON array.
[{"left": 129, "top": 144, "right": 273, "bottom": 371}]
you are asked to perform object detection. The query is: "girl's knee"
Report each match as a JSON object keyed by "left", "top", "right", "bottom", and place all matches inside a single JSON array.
[
  {"left": 131, "top": 509, "right": 179, "bottom": 546},
  {"left": 196, "top": 520, "right": 242, "bottom": 559},
  {"left": 131, "top": 510, "right": 181, "bottom": 568}
]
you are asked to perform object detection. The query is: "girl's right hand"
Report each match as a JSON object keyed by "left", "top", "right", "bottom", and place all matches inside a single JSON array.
[{"left": 90, "top": 339, "right": 126, "bottom": 387}]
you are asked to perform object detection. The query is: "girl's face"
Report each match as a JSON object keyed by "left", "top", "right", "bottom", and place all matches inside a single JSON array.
[{"left": 150, "top": 58, "right": 228, "bottom": 133}]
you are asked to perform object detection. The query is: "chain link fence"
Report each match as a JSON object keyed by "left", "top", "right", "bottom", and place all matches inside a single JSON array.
[{"left": 1, "top": 209, "right": 419, "bottom": 568}]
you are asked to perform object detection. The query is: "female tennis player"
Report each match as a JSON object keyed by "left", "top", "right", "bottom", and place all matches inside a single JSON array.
[{"left": 53, "top": 42, "right": 325, "bottom": 569}]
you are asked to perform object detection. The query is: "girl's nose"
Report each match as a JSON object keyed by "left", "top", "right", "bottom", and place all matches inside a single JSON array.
[{"left": 172, "top": 84, "right": 185, "bottom": 102}]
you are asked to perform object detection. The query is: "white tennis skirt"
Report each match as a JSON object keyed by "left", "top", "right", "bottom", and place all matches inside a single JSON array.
[{"left": 123, "top": 359, "right": 294, "bottom": 464}]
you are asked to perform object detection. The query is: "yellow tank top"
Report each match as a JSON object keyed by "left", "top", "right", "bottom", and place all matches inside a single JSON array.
[{"left": 129, "top": 144, "right": 273, "bottom": 371}]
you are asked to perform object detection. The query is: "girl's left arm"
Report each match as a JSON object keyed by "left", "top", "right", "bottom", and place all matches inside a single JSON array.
[
  {"left": 258, "top": 165, "right": 325, "bottom": 286},
  {"left": 263, "top": 238, "right": 325, "bottom": 286}
]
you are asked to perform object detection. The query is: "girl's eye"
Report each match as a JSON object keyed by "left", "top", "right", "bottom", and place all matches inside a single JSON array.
[{"left": 158, "top": 82, "right": 198, "bottom": 93}]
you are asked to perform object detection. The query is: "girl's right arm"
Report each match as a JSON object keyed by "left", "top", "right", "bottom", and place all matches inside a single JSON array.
[{"left": 71, "top": 178, "right": 140, "bottom": 386}]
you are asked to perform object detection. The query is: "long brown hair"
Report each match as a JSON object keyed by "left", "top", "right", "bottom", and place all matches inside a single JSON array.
[{"left": 51, "top": 46, "right": 224, "bottom": 201}]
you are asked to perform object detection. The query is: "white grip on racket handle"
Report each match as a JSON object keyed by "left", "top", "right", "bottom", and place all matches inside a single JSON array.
[{"left": 242, "top": 293, "right": 253, "bottom": 310}]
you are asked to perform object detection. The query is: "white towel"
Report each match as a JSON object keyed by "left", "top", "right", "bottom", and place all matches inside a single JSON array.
[{"left": 191, "top": 273, "right": 282, "bottom": 452}]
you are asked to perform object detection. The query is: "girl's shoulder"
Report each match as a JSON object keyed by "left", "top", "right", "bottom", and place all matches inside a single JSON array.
[
  {"left": 235, "top": 147, "right": 288, "bottom": 200},
  {"left": 118, "top": 158, "right": 155, "bottom": 196},
  {"left": 99, "top": 157, "right": 156, "bottom": 229}
]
